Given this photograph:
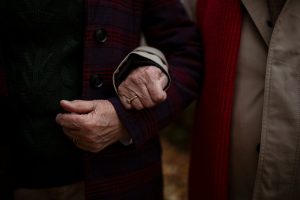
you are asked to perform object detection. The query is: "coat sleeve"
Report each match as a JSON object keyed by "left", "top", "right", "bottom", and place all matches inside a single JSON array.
[
  {"left": 109, "top": 0, "right": 204, "bottom": 147},
  {"left": 112, "top": 46, "right": 170, "bottom": 93}
]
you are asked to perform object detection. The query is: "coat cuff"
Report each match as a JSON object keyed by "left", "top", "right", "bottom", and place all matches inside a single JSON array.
[
  {"left": 108, "top": 97, "right": 160, "bottom": 148},
  {"left": 113, "top": 46, "right": 170, "bottom": 95}
]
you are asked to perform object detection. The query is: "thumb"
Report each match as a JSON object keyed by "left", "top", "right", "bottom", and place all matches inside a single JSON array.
[{"left": 59, "top": 100, "right": 95, "bottom": 114}]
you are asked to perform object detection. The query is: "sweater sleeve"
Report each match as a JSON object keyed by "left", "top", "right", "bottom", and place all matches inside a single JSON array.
[{"left": 109, "top": 0, "right": 204, "bottom": 147}]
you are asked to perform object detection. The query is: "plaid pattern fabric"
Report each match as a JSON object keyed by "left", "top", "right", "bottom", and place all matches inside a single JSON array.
[
  {"left": 83, "top": 1, "right": 203, "bottom": 199},
  {"left": 0, "top": 0, "right": 203, "bottom": 199}
]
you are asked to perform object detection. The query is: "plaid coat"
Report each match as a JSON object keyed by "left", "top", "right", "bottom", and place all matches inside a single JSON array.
[{"left": 0, "top": 0, "right": 203, "bottom": 199}]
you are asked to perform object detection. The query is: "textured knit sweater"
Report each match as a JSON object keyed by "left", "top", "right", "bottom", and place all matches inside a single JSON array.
[
  {"left": 189, "top": 0, "right": 242, "bottom": 199},
  {"left": 0, "top": 0, "right": 84, "bottom": 187}
]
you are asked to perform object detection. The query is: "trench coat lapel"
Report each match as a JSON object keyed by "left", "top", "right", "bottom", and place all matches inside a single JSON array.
[
  {"left": 253, "top": 0, "right": 300, "bottom": 198},
  {"left": 241, "top": 0, "right": 271, "bottom": 46}
]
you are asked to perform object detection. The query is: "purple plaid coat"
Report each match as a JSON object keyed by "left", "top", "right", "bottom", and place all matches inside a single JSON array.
[{"left": 0, "top": 0, "right": 203, "bottom": 199}]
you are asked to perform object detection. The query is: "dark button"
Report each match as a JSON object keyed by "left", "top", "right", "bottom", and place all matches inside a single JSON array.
[
  {"left": 95, "top": 28, "right": 107, "bottom": 43},
  {"left": 90, "top": 74, "right": 104, "bottom": 89},
  {"left": 256, "top": 143, "right": 260, "bottom": 153},
  {"left": 267, "top": 20, "right": 274, "bottom": 28}
]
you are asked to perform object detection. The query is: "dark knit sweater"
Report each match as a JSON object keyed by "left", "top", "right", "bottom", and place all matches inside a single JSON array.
[{"left": 0, "top": 0, "right": 85, "bottom": 188}]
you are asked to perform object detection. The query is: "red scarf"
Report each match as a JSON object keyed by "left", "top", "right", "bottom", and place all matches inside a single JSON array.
[{"left": 189, "top": 0, "right": 242, "bottom": 199}]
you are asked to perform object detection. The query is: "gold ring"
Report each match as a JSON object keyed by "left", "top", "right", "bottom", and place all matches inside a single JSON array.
[{"left": 126, "top": 95, "right": 138, "bottom": 104}]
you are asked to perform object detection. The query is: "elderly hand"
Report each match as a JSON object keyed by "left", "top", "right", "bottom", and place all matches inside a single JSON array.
[
  {"left": 118, "top": 66, "right": 168, "bottom": 110},
  {"left": 56, "top": 100, "right": 129, "bottom": 153}
]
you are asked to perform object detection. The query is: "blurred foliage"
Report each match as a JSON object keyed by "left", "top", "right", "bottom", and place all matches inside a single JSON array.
[
  {"left": 161, "top": 102, "right": 196, "bottom": 200},
  {"left": 160, "top": 101, "right": 196, "bottom": 152}
]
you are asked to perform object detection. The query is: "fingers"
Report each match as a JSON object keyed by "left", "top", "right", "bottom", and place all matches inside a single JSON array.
[
  {"left": 56, "top": 112, "right": 86, "bottom": 130},
  {"left": 59, "top": 100, "right": 95, "bottom": 114},
  {"left": 118, "top": 86, "right": 147, "bottom": 110},
  {"left": 56, "top": 108, "right": 99, "bottom": 152},
  {"left": 64, "top": 128, "right": 106, "bottom": 153},
  {"left": 146, "top": 71, "right": 168, "bottom": 103},
  {"left": 56, "top": 100, "right": 127, "bottom": 153},
  {"left": 56, "top": 110, "right": 105, "bottom": 152},
  {"left": 56, "top": 100, "right": 96, "bottom": 129},
  {"left": 118, "top": 66, "right": 168, "bottom": 110}
]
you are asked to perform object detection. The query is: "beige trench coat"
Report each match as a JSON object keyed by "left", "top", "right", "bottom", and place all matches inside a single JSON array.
[
  {"left": 182, "top": 0, "right": 300, "bottom": 199},
  {"left": 233, "top": 0, "right": 300, "bottom": 199}
]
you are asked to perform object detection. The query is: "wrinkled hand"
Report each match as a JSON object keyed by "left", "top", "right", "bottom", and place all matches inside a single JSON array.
[
  {"left": 118, "top": 66, "right": 168, "bottom": 110},
  {"left": 56, "top": 100, "right": 129, "bottom": 153}
]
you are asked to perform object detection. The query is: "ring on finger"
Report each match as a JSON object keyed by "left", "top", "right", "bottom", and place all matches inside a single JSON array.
[{"left": 126, "top": 95, "right": 138, "bottom": 104}]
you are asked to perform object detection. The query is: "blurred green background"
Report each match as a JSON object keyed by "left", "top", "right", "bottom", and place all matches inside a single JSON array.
[{"left": 161, "top": 102, "right": 196, "bottom": 200}]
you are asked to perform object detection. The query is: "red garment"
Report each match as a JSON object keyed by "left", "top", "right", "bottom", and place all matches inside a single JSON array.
[{"left": 189, "top": 0, "right": 242, "bottom": 199}]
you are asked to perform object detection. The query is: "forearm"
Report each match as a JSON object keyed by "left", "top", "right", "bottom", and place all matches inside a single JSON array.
[{"left": 110, "top": 0, "right": 203, "bottom": 147}]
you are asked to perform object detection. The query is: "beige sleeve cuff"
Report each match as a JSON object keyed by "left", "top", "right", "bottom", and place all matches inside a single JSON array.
[{"left": 113, "top": 46, "right": 170, "bottom": 95}]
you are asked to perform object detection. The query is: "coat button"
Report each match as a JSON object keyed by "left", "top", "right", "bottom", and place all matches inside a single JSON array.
[
  {"left": 95, "top": 28, "right": 107, "bottom": 43},
  {"left": 267, "top": 20, "right": 274, "bottom": 28},
  {"left": 256, "top": 143, "right": 260, "bottom": 153},
  {"left": 90, "top": 74, "right": 103, "bottom": 89}
]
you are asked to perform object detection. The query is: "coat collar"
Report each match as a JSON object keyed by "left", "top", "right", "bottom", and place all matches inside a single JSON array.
[{"left": 241, "top": 0, "right": 272, "bottom": 46}]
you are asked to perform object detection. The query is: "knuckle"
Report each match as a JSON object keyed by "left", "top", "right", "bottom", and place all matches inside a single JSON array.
[
  {"left": 143, "top": 102, "right": 153, "bottom": 108},
  {"left": 130, "top": 73, "right": 141, "bottom": 81},
  {"left": 131, "top": 75, "right": 143, "bottom": 85},
  {"left": 124, "top": 104, "right": 132, "bottom": 109},
  {"left": 117, "top": 84, "right": 126, "bottom": 92},
  {"left": 121, "top": 81, "right": 131, "bottom": 89},
  {"left": 135, "top": 104, "right": 144, "bottom": 110},
  {"left": 153, "top": 92, "right": 167, "bottom": 103},
  {"left": 145, "top": 66, "right": 160, "bottom": 76}
]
